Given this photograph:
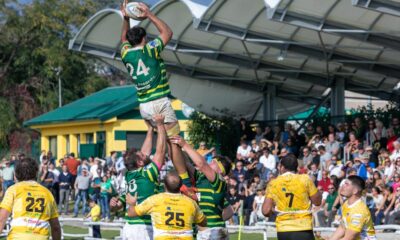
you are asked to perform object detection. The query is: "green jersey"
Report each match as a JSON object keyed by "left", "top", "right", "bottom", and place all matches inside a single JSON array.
[
  {"left": 195, "top": 170, "right": 229, "bottom": 228},
  {"left": 119, "top": 161, "right": 159, "bottom": 225},
  {"left": 121, "top": 37, "right": 170, "bottom": 103}
]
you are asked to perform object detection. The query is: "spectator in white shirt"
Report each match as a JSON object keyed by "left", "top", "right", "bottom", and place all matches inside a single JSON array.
[
  {"left": 237, "top": 140, "right": 251, "bottom": 161},
  {"left": 329, "top": 156, "right": 342, "bottom": 178},
  {"left": 259, "top": 148, "right": 276, "bottom": 180},
  {"left": 390, "top": 141, "right": 400, "bottom": 161},
  {"left": 325, "top": 133, "right": 340, "bottom": 156}
]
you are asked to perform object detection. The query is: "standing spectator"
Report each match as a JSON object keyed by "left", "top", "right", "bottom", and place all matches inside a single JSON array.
[
  {"left": 1, "top": 159, "right": 14, "bottom": 194},
  {"left": 59, "top": 165, "right": 73, "bottom": 214},
  {"left": 249, "top": 186, "right": 265, "bottom": 225},
  {"left": 47, "top": 151, "right": 56, "bottom": 165},
  {"left": 64, "top": 153, "right": 80, "bottom": 198},
  {"left": 237, "top": 140, "right": 251, "bottom": 161},
  {"left": 374, "top": 120, "right": 387, "bottom": 148},
  {"left": 239, "top": 118, "right": 253, "bottom": 142},
  {"left": 89, "top": 168, "right": 102, "bottom": 202},
  {"left": 77, "top": 158, "right": 90, "bottom": 176},
  {"left": 353, "top": 117, "right": 366, "bottom": 140},
  {"left": 387, "top": 128, "right": 398, "bottom": 153},
  {"left": 318, "top": 146, "right": 332, "bottom": 170},
  {"left": 40, "top": 163, "right": 54, "bottom": 191},
  {"left": 336, "top": 122, "right": 345, "bottom": 142},
  {"left": 259, "top": 148, "right": 276, "bottom": 180},
  {"left": 391, "top": 117, "right": 400, "bottom": 137},
  {"left": 40, "top": 150, "right": 47, "bottom": 164},
  {"left": 106, "top": 151, "right": 118, "bottom": 171},
  {"left": 100, "top": 175, "right": 112, "bottom": 221},
  {"left": 90, "top": 158, "right": 105, "bottom": 180},
  {"left": 73, "top": 168, "right": 91, "bottom": 217},
  {"left": 365, "top": 120, "right": 377, "bottom": 146},
  {"left": 86, "top": 199, "right": 102, "bottom": 238},
  {"left": 49, "top": 163, "right": 60, "bottom": 204}
]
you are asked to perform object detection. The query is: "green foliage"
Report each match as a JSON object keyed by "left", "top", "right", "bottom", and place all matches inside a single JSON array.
[
  {"left": 187, "top": 111, "right": 238, "bottom": 158},
  {"left": 0, "top": 0, "right": 113, "bottom": 151}
]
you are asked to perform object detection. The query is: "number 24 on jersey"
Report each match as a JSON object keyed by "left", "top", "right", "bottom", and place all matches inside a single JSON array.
[{"left": 126, "top": 59, "right": 150, "bottom": 78}]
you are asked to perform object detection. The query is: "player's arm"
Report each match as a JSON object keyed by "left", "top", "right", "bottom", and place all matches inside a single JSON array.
[
  {"left": 120, "top": 0, "right": 130, "bottom": 43},
  {"left": 307, "top": 176, "right": 322, "bottom": 206},
  {"left": 222, "top": 205, "right": 234, "bottom": 221},
  {"left": 137, "top": 3, "right": 172, "bottom": 45},
  {"left": 126, "top": 193, "right": 153, "bottom": 218},
  {"left": 0, "top": 208, "right": 10, "bottom": 235},
  {"left": 49, "top": 217, "right": 62, "bottom": 240},
  {"left": 152, "top": 114, "right": 167, "bottom": 167},
  {"left": 261, "top": 197, "right": 274, "bottom": 217},
  {"left": 141, "top": 120, "right": 154, "bottom": 157},
  {"left": 327, "top": 224, "right": 345, "bottom": 240},
  {"left": 170, "top": 135, "right": 216, "bottom": 182}
]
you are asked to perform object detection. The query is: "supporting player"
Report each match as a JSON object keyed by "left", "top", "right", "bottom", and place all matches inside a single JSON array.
[
  {"left": 120, "top": 0, "right": 192, "bottom": 190},
  {"left": 126, "top": 171, "right": 207, "bottom": 240},
  {"left": 170, "top": 136, "right": 234, "bottom": 240},
  {"left": 110, "top": 114, "right": 167, "bottom": 240},
  {"left": 327, "top": 176, "right": 376, "bottom": 240},
  {"left": 0, "top": 157, "right": 61, "bottom": 240},
  {"left": 262, "top": 154, "right": 322, "bottom": 240}
]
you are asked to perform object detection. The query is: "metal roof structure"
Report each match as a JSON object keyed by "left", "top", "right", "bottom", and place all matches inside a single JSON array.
[{"left": 69, "top": 0, "right": 400, "bottom": 120}]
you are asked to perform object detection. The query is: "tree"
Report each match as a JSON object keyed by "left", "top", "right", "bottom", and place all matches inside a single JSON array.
[{"left": 0, "top": 0, "right": 113, "bottom": 152}]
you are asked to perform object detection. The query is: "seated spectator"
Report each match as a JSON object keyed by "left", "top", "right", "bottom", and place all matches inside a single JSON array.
[
  {"left": 317, "top": 184, "right": 337, "bottom": 227},
  {"left": 237, "top": 140, "right": 251, "bottom": 161},
  {"left": 249, "top": 186, "right": 265, "bottom": 226},
  {"left": 250, "top": 139, "right": 260, "bottom": 152},
  {"left": 254, "top": 126, "right": 264, "bottom": 144},
  {"left": 226, "top": 186, "right": 241, "bottom": 225},
  {"left": 385, "top": 187, "right": 400, "bottom": 224},
  {"left": 311, "top": 148, "right": 320, "bottom": 168},
  {"left": 326, "top": 133, "right": 340, "bottom": 157},
  {"left": 263, "top": 126, "right": 274, "bottom": 141},
  {"left": 328, "top": 156, "right": 341, "bottom": 178},
  {"left": 318, "top": 145, "right": 332, "bottom": 170},
  {"left": 233, "top": 160, "right": 247, "bottom": 180},
  {"left": 301, "top": 147, "right": 313, "bottom": 168},
  {"left": 318, "top": 170, "right": 331, "bottom": 192},
  {"left": 258, "top": 148, "right": 276, "bottom": 180}
]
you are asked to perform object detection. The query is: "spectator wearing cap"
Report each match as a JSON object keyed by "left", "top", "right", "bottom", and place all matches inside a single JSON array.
[
  {"left": 259, "top": 148, "right": 276, "bottom": 180},
  {"left": 73, "top": 168, "right": 91, "bottom": 217},
  {"left": 237, "top": 140, "right": 251, "bottom": 161}
]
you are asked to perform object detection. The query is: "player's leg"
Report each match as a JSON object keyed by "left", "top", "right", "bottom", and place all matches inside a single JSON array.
[{"left": 123, "top": 224, "right": 152, "bottom": 240}]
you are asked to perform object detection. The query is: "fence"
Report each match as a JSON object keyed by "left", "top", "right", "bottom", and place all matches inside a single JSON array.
[{"left": 1, "top": 218, "right": 400, "bottom": 239}]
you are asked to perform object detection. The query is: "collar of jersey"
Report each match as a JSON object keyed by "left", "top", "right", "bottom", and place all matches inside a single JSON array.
[
  {"left": 346, "top": 198, "right": 362, "bottom": 208},
  {"left": 281, "top": 172, "right": 295, "bottom": 176}
]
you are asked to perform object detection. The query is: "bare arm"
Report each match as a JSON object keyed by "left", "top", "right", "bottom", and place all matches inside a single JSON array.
[
  {"left": 137, "top": 3, "right": 173, "bottom": 45},
  {"left": 152, "top": 115, "right": 167, "bottom": 167},
  {"left": 120, "top": 0, "right": 129, "bottom": 43},
  {"left": 310, "top": 191, "right": 322, "bottom": 207},
  {"left": 141, "top": 121, "right": 154, "bottom": 156},
  {"left": 328, "top": 224, "right": 346, "bottom": 240},
  {"left": 262, "top": 197, "right": 274, "bottom": 217},
  {"left": 0, "top": 209, "right": 10, "bottom": 235},
  {"left": 170, "top": 136, "right": 216, "bottom": 183},
  {"left": 222, "top": 205, "right": 234, "bottom": 221},
  {"left": 49, "top": 217, "right": 62, "bottom": 240},
  {"left": 198, "top": 217, "right": 207, "bottom": 228}
]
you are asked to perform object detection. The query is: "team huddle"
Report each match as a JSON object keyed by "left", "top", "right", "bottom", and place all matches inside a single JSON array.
[{"left": 0, "top": 1, "right": 378, "bottom": 240}]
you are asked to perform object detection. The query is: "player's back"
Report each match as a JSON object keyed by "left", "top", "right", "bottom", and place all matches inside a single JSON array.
[
  {"left": 266, "top": 172, "right": 317, "bottom": 232},
  {"left": 136, "top": 192, "right": 205, "bottom": 240},
  {"left": 0, "top": 181, "right": 58, "bottom": 240}
]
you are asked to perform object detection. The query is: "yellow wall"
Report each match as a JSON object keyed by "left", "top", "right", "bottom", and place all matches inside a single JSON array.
[{"left": 33, "top": 118, "right": 189, "bottom": 160}]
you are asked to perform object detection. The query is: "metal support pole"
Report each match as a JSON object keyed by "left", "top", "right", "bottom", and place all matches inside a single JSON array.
[
  {"left": 56, "top": 67, "right": 62, "bottom": 108},
  {"left": 331, "top": 78, "right": 345, "bottom": 124},
  {"left": 263, "top": 85, "right": 276, "bottom": 122}
]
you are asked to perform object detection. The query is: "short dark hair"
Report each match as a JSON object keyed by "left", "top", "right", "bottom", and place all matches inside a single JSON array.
[
  {"left": 164, "top": 171, "right": 182, "bottom": 193},
  {"left": 348, "top": 175, "right": 365, "bottom": 192},
  {"left": 124, "top": 148, "right": 139, "bottom": 171},
  {"left": 126, "top": 26, "right": 147, "bottom": 46},
  {"left": 318, "top": 145, "right": 325, "bottom": 151},
  {"left": 15, "top": 157, "right": 38, "bottom": 181},
  {"left": 215, "top": 156, "right": 232, "bottom": 176},
  {"left": 280, "top": 154, "right": 298, "bottom": 172}
]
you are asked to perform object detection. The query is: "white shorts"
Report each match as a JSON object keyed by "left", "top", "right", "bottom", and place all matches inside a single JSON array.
[
  {"left": 197, "top": 227, "right": 229, "bottom": 240},
  {"left": 139, "top": 97, "right": 177, "bottom": 125},
  {"left": 122, "top": 224, "right": 153, "bottom": 240}
]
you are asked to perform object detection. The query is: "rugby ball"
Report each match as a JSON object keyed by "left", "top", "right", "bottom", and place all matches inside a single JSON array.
[{"left": 125, "top": 2, "right": 146, "bottom": 21}]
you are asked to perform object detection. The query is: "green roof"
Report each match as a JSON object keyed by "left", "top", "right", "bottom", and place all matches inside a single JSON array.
[{"left": 24, "top": 85, "right": 138, "bottom": 127}]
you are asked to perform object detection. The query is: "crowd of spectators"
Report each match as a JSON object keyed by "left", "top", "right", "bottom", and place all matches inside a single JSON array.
[
  {"left": 199, "top": 116, "right": 400, "bottom": 226},
  {"left": 1, "top": 116, "right": 400, "bottom": 227}
]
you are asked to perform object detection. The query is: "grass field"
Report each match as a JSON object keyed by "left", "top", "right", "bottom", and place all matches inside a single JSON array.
[{"left": 0, "top": 225, "right": 273, "bottom": 240}]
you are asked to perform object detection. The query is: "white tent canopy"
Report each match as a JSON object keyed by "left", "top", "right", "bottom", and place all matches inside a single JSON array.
[{"left": 69, "top": 0, "right": 400, "bottom": 120}]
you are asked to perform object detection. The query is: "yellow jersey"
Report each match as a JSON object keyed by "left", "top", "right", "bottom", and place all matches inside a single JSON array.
[
  {"left": 89, "top": 204, "right": 101, "bottom": 222},
  {"left": 134, "top": 192, "right": 206, "bottom": 240},
  {"left": 265, "top": 172, "right": 318, "bottom": 232},
  {"left": 341, "top": 199, "right": 376, "bottom": 240},
  {"left": 0, "top": 181, "right": 58, "bottom": 240}
]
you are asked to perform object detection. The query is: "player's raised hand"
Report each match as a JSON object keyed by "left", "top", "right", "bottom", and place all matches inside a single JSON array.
[
  {"left": 153, "top": 114, "right": 165, "bottom": 126},
  {"left": 120, "top": 0, "right": 129, "bottom": 18},
  {"left": 110, "top": 197, "right": 120, "bottom": 208},
  {"left": 137, "top": 2, "right": 151, "bottom": 18},
  {"left": 126, "top": 192, "right": 138, "bottom": 206},
  {"left": 169, "top": 135, "right": 186, "bottom": 147}
]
